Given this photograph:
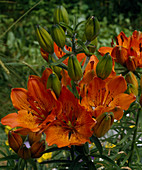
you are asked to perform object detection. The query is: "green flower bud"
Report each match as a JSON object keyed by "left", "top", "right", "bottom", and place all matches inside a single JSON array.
[
  {"left": 85, "top": 16, "right": 100, "bottom": 42},
  {"left": 49, "top": 56, "right": 62, "bottom": 78},
  {"left": 47, "top": 73, "right": 61, "bottom": 97},
  {"left": 53, "top": 5, "right": 69, "bottom": 25},
  {"left": 68, "top": 56, "right": 83, "bottom": 81},
  {"left": 125, "top": 71, "right": 138, "bottom": 96},
  {"left": 93, "top": 112, "right": 114, "bottom": 138},
  {"left": 51, "top": 24, "right": 66, "bottom": 49},
  {"left": 96, "top": 52, "right": 112, "bottom": 80},
  {"left": 35, "top": 25, "right": 54, "bottom": 54}
]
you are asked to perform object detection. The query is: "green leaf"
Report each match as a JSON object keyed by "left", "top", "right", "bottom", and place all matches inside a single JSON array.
[
  {"left": 0, "top": 166, "right": 14, "bottom": 169},
  {"left": 121, "top": 152, "right": 131, "bottom": 166},
  {"left": 40, "top": 159, "right": 72, "bottom": 164},
  {"left": 138, "top": 109, "right": 142, "bottom": 129},
  {"left": 74, "top": 21, "right": 85, "bottom": 31},
  {"left": 117, "top": 129, "right": 133, "bottom": 145},
  {"left": 71, "top": 80, "right": 80, "bottom": 99},
  {"left": 91, "top": 154, "right": 120, "bottom": 169},
  {"left": 0, "top": 154, "right": 19, "bottom": 161},
  {"left": 69, "top": 155, "right": 84, "bottom": 170},
  {"left": 59, "top": 22, "right": 73, "bottom": 33},
  {"left": 27, "top": 158, "right": 37, "bottom": 170},
  {"left": 76, "top": 40, "right": 90, "bottom": 54},
  {"left": 50, "top": 54, "right": 69, "bottom": 66},
  {"left": 42, "top": 146, "right": 69, "bottom": 154},
  {"left": 90, "top": 135, "right": 103, "bottom": 155}
]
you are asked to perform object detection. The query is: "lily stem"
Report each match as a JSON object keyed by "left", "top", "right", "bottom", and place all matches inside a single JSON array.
[{"left": 128, "top": 107, "right": 141, "bottom": 166}]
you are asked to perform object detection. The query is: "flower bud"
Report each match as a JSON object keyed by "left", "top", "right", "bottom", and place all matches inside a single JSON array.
[
  {"left": 18, "top": 144, "right": 31, "bottom": 160},
  {"left": 126, "top": 84, "right": 138, "bottom": 96},
  {"left": 85, "top": 16, "right": 100, "bottom": 42},
  {"left": 47, "top": 73, "right": 61, "bottom": 97},
  {"left": 28, "top": 132, "right": 42, "bottom": 145},
  {"left": 96, "top": 52, "right": 112, "bottom": 80},
  {"left": 51, "top": 24, "right": 66, "bottom": 49},
  {"left": 111, "top": 46, "right": 128, "bottom": 65},
  {"left": 53, "top": 5, "right": 69, "bottom": 25},
  {"left": 93, "top": 112, "right": 114, "bottom": 138},
  {"left": 87, "top": 38, "right": 98, "bottom": 53},
  {"left": 8, "top": 131, "right": 23, "bottom": 153},
  {"left": 50, "top": 56, "right": 62, "bottom": 78},
  {"left": 126, "top": 56, "right": 137, "bottom": 71},
  {"left": 31, "top": 140, "right": 45, "bottom": 158},
  {"left": 125, "top": 71, "right": 138, "bottom": 96},
  {"left": 35, "top": 25, "right": 54, "bottom": 54},
  {"left": 68, "top": 55, "right": 83, "bottom": 81}
]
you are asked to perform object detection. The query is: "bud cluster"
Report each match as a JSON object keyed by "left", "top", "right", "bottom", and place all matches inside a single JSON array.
[
  {"left": 8, "top": 131, "right": 45, "bottom": 160},
  {"left": 35, "top": 5, "right": 101, "bottom": 83}
]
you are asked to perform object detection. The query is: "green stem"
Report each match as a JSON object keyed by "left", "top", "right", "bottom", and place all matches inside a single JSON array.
[
  {"left": 51, "top": 52, "right": 68, "bottom": 70},
  {"left": 128, "top": 108, "right": 141, "bottom": 166},
  {"left": 72, "top": 33, "right": 76, "bottom": 53},
  {"left": 22, "top": 61, "right": 40, "bottom": 76},
  {"left": 82, "top": 56, "right": 90, "bottom": 73},
  {"left": 61, "top": 46, "right": 72, "bottom": 55}
]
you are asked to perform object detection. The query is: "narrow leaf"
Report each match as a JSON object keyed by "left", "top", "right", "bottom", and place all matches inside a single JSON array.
[
  {"left": 77, "top": 40, "right": 89, "bottom": 54},
  {"left": 42, "top": 146, "right": 69, "bottom": 154},
  {"left": 91, "top": 154, "right": 119, "bottom": 169},
  {"left": 50, "top": 54, "right": 69, "bottom": 66},
  {"left": 90, "top": 135, "right": 103, "bottom": 155},
  {"left": 0, "top": 154, "right": 19, "bottom": 161},
  {"left": 59, "top": 22, "right": 73, "bottom": 33}
]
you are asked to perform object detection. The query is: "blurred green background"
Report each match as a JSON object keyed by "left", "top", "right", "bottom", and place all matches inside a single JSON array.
[{"left": 0, "top": 0, "right": 142, "bottom": 118}]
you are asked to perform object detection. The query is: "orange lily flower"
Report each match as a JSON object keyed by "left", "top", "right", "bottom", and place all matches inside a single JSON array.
[
  {"left": 45, "top": 86, "right": 96, "bottom": 148},
  {"left": 1, "top": 68, "right": 59, "bottom": 132},
  {"left": 81, "top": 76, "right": 136, "bottom": 120},
  {"left": 98, "top": 30, "right": 142, "bottom": 71},
  {"left": 79, "top": 55, "right": 116, "bottom": 97}
]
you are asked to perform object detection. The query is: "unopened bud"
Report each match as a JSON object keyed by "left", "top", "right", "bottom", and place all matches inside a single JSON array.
[
  {"left": 68, "top": 55, "right": 83, "bottom": 81},
  {"left": 47, "top": 73, "right": 61, "bottom": 97},
  {"left": 53, "top": 5, "right": 69, "bottom": 25},
  {"left": 50, "top": 56, "right": 62, "bottom": 78},
  {"left": 8, "top": 131, "right": 23, "bottom": 153},
  {"left": 126, "top": 56, "right": 137, "bottom": 71},
  {"left": 18, "top": 144, "right": 31, "bottom": 160},
  {"left": 51, "top": 24, "right": 66, "bottom": 49},
  {"left": 126, "top": 84, "right": 138, "bottom": 96},
  {"left": 96, "top": 52, "right": 112, "bottom": 80},
  {"left": 31, "top": 140, "right": 45, "bottom": 158},
  {"left": 93, "top": 112, "right": 114, "bottom": 138},
  {"left": 28, "top": 132, "right": 42, "bottom": 145},
  {"left": 35, "top": 25, "right": 54, "bottom": 54},
  {"left": 125, "top": 71, "right": 138, "bottom": 96},
  {"left": 111, "top": 46, "right": 128, "bottom": 65},
  {"left": 85, "top": 16, "right": 100, "bottom": 42}
]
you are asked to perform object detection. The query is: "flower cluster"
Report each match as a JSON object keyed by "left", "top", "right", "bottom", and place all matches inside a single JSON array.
[
  {"left": 1, "top": 6, "right": 138, "bottom": 163},
  {"left": 99, "top": 31, "right": 142, "bottom": 71}
]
